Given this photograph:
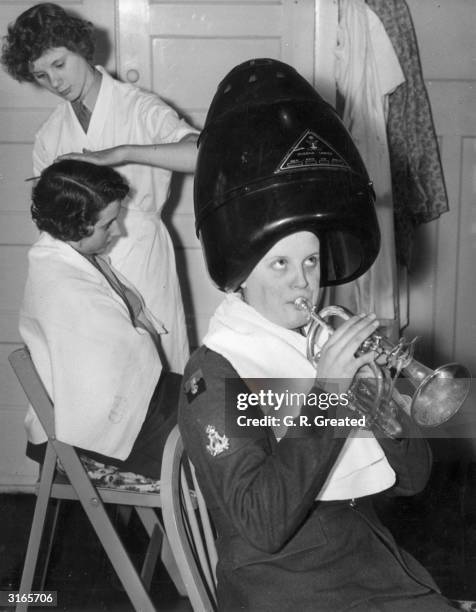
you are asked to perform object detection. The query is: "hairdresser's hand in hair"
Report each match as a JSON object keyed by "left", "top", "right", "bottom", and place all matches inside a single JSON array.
[
  {"left": 56, "top": 136, "right": 198, "bottom": 173},
  {"left": 56, "top": 146, "right": 127, "bottom": 167},
  {"left": 314, "top": 313, "right": 380, "bottom": 394}
]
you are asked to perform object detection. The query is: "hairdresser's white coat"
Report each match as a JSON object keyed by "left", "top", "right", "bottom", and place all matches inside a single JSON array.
[{"left": 33, "top": 67, "right": 196, "bottom": 372}]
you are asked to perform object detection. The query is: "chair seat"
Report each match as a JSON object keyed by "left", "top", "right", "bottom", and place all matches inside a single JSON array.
[{"left": 48, "top": 479, "right": 164, "bottom": 507}]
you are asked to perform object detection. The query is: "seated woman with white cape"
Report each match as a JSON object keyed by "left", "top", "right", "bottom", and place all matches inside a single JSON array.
[{"left": 21, "top": 159, "right": 178, "bottom": 484}]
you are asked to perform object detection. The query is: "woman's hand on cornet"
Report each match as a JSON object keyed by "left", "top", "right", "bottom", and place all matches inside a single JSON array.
[{"left": 314, "top": 313, "right": 380, "bottom": 393}]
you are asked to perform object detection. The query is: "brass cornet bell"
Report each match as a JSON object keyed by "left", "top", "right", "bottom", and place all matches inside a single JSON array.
[
  {"left": 406, "top": 361, "right": 471, "bottom": 427},
  {"left": 295, "top": 298, "right": 471, "bottom": 435}
]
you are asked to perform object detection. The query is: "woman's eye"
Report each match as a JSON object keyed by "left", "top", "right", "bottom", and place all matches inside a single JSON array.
[
  {"left": 304, "top": 255, "right": 319, "bottom": 267},
  {"left": 271, "top": 258, "right": 287, "bottom": 270}
]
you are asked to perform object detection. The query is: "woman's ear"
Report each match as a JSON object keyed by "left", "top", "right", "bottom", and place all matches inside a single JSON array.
[
  {"left": 66, "top": 238, "right": 81, "bottom": 251},
  {"left": 66, "top": 225, "right": 93, "bottom": 254}
]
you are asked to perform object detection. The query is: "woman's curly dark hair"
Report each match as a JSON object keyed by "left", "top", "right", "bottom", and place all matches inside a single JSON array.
[
  {"left": 1, "top": 3, "right": 95, "bottom": 82},
  {"left": 31, "top": 160, "right": 129, "bottom": 242}
]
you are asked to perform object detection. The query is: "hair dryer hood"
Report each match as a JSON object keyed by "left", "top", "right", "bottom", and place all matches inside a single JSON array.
[{"left": 194, "top": 58, "right": 380, "bottom": 292}]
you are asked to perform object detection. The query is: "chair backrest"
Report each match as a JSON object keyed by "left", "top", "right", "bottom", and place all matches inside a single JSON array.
[
  {"left": 8, "top": 346, "right": 116, "bottom": 493},
  {"left": 161, "top": 425, "right": 218, "bottom": 612},
  {"left": 8, "top": 346, "right": 95, "bottom": 484},
  {"left": 9, "top": 347, "right": 56, "bottom": 439},
  {"left": 8, "top": 346, "right": 163, "bottom": 504}
]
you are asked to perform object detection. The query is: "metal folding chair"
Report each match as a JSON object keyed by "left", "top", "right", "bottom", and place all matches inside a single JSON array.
[
  {"left": 8, "top": 346, "right": 185, "bottom": 612},
  {"left": 161, "top": 425, "right": 218, "bottom": 612}
]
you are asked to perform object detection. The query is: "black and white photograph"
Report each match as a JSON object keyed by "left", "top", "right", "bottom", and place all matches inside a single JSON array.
[{"left": 0, "top": 1, "right": 475, "bottom": 611}]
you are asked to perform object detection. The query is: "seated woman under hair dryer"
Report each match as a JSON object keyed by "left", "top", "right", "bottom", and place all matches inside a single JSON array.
[
  {"left": 178, "top": 59, "right": 455, "bottom": 611},
  {"left": 21, "top": 160, "right": 178, "bottom": 479}
]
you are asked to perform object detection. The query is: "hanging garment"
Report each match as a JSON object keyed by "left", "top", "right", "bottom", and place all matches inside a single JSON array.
[
  {"left": 328, "top": 0, "right": 405, "bottom": 338},
  {"left": 366, "top": 0, "right": 449, "bottom": 267},
  {"left": 33, "top": 67, "right": 198, "bottom": 372}
]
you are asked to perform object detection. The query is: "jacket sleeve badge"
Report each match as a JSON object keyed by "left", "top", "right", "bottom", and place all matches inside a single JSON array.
[
  {"left": 206, "top": 425, "right": 230, "bottom": 457},
  {"left": 184, "top": 369, "right": 206, "bottom": 403}
]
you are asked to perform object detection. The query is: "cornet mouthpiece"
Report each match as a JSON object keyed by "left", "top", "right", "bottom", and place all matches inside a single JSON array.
[{"left": 294, "top": 297, "right": 312, "bottom": 313}]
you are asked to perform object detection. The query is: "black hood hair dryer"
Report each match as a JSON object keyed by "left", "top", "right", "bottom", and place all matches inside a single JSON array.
[{"left": 194, "top": 57, "right": 379, "bottom": 292}]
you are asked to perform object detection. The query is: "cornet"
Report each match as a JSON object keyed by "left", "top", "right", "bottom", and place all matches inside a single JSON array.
[{"left": 294, "top": 298, "right": 471, "bottom": 438}]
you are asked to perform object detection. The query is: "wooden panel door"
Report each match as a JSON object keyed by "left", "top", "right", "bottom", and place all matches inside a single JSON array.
[
  {"left": 404, "top": 0, "right": 476, "bottom": 365},
  {"left": 117, "top": 0, "right": 316, "bottom": 346},
  {"left": 405, "top": 0, "right": 476, "bottom": 453},
  {"left": 0, "top": 0, "right": 116, "bottom": 489}
]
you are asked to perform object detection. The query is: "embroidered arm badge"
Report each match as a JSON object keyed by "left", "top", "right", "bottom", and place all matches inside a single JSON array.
[
  {"left": 206, "top": 425, "right": 230, "bottom": 457},
  {"left": 184, "top": 368, "right": 206, "bottom": 403}
]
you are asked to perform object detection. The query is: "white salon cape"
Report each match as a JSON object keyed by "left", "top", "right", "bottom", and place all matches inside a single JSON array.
[
  {"left": 20, "top": 233, "right": 162, "bottom": 459},
  {"left": 33, "top": 67, "right": 198, "bottom": 372}
]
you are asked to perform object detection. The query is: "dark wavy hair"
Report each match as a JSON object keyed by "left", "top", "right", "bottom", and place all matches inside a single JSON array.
[
  {"left": 31, "top": 160, "right": 129, "bottom": 242},
  {"left": 1, "top": 3, "right": 95, "bottom": 82}
]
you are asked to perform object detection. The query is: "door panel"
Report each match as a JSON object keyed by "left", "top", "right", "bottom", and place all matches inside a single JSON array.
[
  {"left": 455, "top": 137, "right": 476, "bottom": 370},
  {"left": 404, "top": 2, "right": 476, "bottom": 453}
]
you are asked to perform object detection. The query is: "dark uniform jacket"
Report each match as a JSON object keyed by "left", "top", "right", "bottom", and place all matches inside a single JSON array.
[{"left": 179, "top": 346, "right": 453, "bottom": 612}]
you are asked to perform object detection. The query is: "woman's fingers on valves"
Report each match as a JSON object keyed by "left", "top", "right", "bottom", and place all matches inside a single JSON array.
[
  {"left": 318, "top": 314, "right": 380, "bottom": 382},
  {"left": 354, "top": 350, "right": 379, "bottom": 371},
  {"left": 326, "top": 313, "right": 379, "bottom": 351},
  {"left": 346, "top": 313, "right": 380, "bottom": 351}
]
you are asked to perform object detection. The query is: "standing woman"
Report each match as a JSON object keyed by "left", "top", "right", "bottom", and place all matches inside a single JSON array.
[{"left": 1, "top": 3, "right": 198, "bottom": 372}]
